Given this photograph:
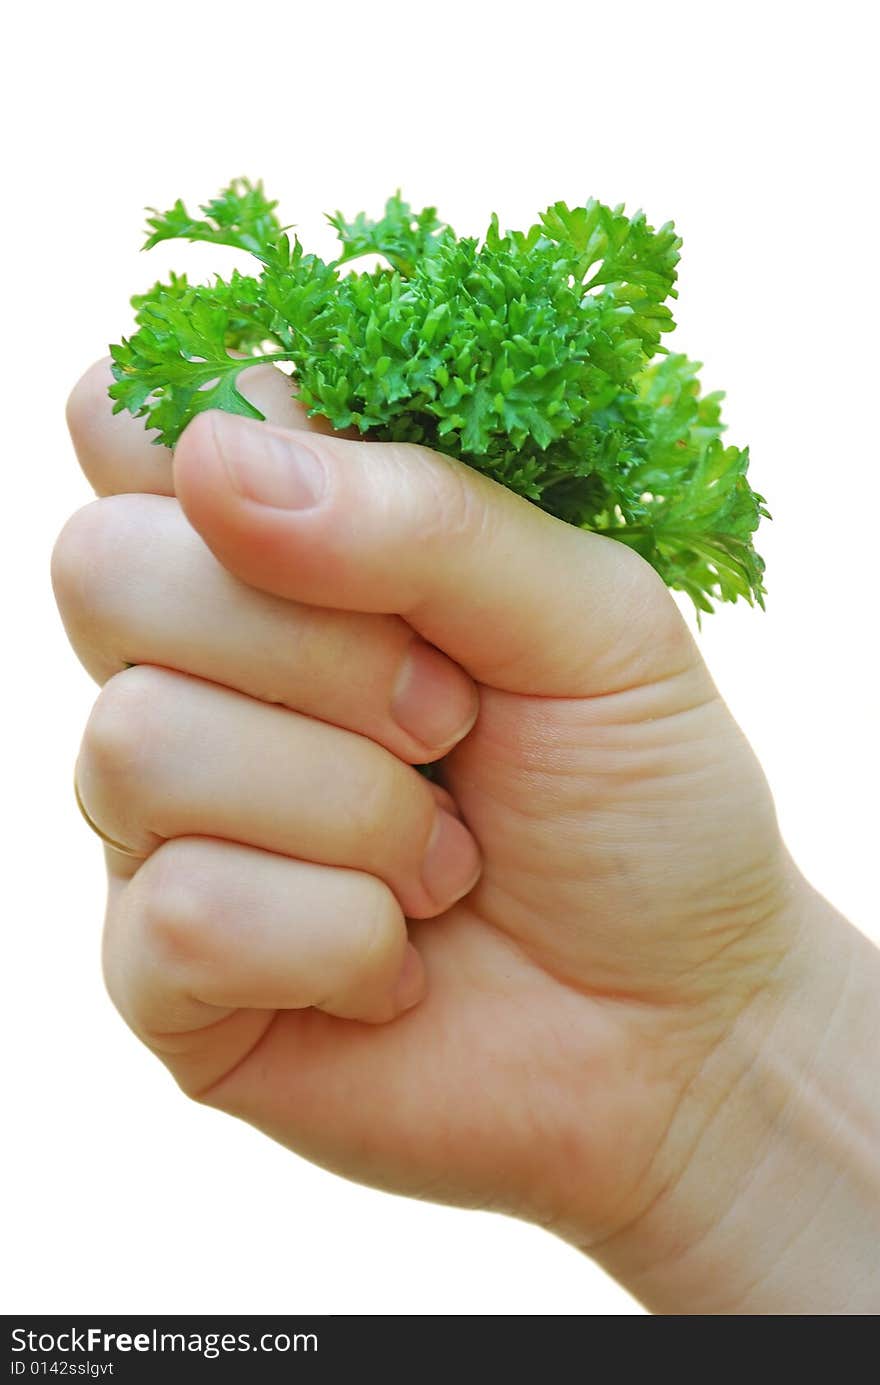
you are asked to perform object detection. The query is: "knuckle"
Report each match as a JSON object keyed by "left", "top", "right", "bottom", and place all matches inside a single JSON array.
[
  {"left": 401, "top": 444, "right": 494, "bottom": 547},
  {"left": 344, "top": 753, "right": 397, "bottom": 848},
  {"left": 66, "top": 359, "right": 105, "bottom": 443},
  {"left": 616, "top": 546, "right": 699, "bottom": 674},
  {"left": 81, "top": 664, "right": 171, "bottom": 781},
  {"left": 66, "top": 359, "right": 115, "bottom": 487},
  {"left": 50, "top": 500, "right": 107, "bottom": 621},
  {"left": 341, "top": 753, "right": 424, "bottom": 864},
  {"left": 349, "top": 876, "right": 405, "bottom": 988},
  {"left": 51, "top": 493, "right": 151, "bottom": 638},
  {"left": 135, "top": 842, "right": 214, "bottom": 969}
]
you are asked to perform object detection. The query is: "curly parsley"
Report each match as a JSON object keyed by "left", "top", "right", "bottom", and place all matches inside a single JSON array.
[{"left": 110, "top": 179, "right": 768, "bottom": 613}]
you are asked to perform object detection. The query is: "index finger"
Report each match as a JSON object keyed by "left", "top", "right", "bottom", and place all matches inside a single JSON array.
[{"left": 65, "top": 357, "right": 344, "bottom": 498}]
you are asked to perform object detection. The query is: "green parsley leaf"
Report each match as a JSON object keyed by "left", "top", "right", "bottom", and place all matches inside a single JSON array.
[
  {"left": 143, "top": 177, "right": 290, "bottom": 268},
  {"left": 109, "top": 273, "right": 294, "bottom": 446},
  {"left": 327, "top": 192, "right": 450, "bottom": 276},
  {"left": 109, "top": 181, "right": 769, "bottom": 612}
]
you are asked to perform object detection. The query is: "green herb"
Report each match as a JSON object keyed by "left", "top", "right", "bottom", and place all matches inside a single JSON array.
[{"left": 110, "top": 179, "right": 769, "bottom": 613}]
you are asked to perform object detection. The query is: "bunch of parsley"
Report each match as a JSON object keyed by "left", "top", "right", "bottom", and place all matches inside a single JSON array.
[{"left": 110, "top": 180, "right": 768, "bottom": 613}]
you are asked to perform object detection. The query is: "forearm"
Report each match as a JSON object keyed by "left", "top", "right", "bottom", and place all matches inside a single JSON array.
[{"left": 591, "top": 872, "right": 880, "bottom": 1314}]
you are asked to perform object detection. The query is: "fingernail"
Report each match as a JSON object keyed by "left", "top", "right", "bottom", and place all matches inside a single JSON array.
[
  {"left": 392, "top": 640, "right": 479, "bottom": 752},
  {"left": 212, "top": 414, "right": 326, "bottom": 510},
  {"left": 421, "top": 809, "right": 481, "bottom": 909},
  {"left": 392, "top": 944, "right": 425, "bottom": 1013}
]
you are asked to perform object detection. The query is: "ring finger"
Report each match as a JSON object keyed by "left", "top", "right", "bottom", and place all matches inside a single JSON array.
[{"left": 75, "top": 664, "right": 482, "bottom": 919}]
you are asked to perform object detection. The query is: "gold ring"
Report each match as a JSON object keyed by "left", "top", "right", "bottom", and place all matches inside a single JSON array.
[{"left": 73, "top": 775, "right": 145, "bottom": 858}]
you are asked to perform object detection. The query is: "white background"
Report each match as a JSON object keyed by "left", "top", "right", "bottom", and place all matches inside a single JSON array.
[{"left": 2, "top": 1, "right": 877, "bottom": 1316}]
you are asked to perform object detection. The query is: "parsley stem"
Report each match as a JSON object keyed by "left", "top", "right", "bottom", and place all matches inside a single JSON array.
[
  {"left": 589, "top": 525, "right": 648, "bottom": 538},
  {"left": 235, "top": 352, "right": 298, "bottom": 368}
]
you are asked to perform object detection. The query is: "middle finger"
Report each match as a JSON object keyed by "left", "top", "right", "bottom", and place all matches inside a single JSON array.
[{"left": 52, "top": 492, "right": 479, "bottom": 764}]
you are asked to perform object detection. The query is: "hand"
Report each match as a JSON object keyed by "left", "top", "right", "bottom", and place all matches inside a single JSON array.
[{"left": 54, "top": 361, "right": 879, "bottom": 1314}]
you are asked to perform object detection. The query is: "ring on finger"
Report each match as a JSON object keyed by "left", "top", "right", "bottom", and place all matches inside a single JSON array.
[{"left": 73, "top": 773, "right": 145, "bottom": 858}]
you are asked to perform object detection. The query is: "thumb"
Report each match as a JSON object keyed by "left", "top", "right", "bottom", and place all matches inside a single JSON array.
[{"left": 174, "top": 411, "right": 698, "bottom": 697}]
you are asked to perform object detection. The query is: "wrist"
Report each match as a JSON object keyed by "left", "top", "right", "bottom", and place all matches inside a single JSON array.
[{"left": 581, "top": 868, "right": 880, "bottom": 1313}]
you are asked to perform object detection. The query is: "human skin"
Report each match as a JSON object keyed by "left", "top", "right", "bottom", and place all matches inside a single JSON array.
[{"left": 53, "top": 360, "right": 880, "bottom": 1314}]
